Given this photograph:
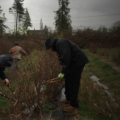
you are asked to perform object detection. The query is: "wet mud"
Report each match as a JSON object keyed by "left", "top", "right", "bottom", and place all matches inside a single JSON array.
[
  {"left": 43, "top": 88, "right": 80, "bottom": 120},
  {"left": 23, "top": 88, "right": 80, "bottom": 120}
]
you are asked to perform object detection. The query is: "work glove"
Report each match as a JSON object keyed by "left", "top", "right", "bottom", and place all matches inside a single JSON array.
[
  {"left": 4, "top": 79, "right": 10, "bottom": 87},
  {"left": 58, "top": 73, "right": 64, "bottom": 79}
]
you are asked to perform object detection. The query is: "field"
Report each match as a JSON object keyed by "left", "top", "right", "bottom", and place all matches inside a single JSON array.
[{"left": 0, "top": 29, "right": 120, "bottom": 120}]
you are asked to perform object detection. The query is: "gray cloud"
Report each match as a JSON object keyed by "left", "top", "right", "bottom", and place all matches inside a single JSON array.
[{"left": 89, "top": 0, "right": 120, "bottom": 13}]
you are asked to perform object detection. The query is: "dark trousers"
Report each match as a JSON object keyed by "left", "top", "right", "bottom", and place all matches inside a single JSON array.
[
  {"left": 12, "top": 58, "right": 19, "bottom": 71},
  {"left": 64, "top": 64, "right": 85, "bottom": 108}
]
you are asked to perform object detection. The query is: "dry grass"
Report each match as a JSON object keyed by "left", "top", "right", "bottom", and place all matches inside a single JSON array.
[
  {"left": 0, "top": 28, "right": 120, "bottom": 120},
  {"left": 0, "top": 40, "right": 13, "bottom": 55},
  {"left": 79, "top": 49, "right": 120, "bottom": 120},
  {"left": 0, "top": 35, "right": 45, "bottom": 55},
  {"left": 2, "top": 49, "right": 64, "bottom": 120},
  {"left": 79, "top": 72, "right": 120, "bottom": 120}
]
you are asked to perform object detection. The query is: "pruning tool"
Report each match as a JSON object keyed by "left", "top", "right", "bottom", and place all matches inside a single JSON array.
[
  {"left": 46, "top": 77, "right": 64, "bottom": 83},
  {"left": 3, "top": 81, "right": 24, "bottom": 106},
  {"left": 3, "top": 80, "right": 15, "bottom": 94},
  {"left": 0, "top": 92, "right": 16, "bottom": 102}
]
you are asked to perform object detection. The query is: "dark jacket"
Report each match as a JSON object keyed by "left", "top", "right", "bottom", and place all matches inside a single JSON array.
[
  {"left": 45, "top": 38, "right": 89, "bottom": 74},
  {"left": 0, "top": 54, "right": 13, "bottom": 80}
]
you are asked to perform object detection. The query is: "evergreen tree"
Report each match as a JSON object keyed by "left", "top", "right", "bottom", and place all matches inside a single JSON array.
[
  {"left": 11, "top": 0, "right": 24, "bottom": 33},
  {"left": 54, "top": 0, "right": 72, "bottom": 32},
  {"left": 0, "top": 9, "right": 2, "bottom": 14},
  {"left": 44, "top": 25, "right": 48, "bottom": 36},
  {"left": 44, "top": 25, "right": 48, "bottom": 32},
  {"left": 22, "top": 8, "right": 32, "bottom": 34},
  {"left": 0, "top": 8, "right": 8, "bottom": 34},
  {"left": 0, "top": 17, "right": 8, "bottom": 34},
  {"left": 110, "top": 21, "right": 120, "bottom": 34},
  {"left": 40, "top": 18, "right": 43, "bottom": 30}
]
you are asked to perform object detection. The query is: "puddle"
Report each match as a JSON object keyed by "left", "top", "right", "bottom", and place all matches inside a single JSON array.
[
  {"left": 43, "top": 87, "right": 79, "bottom": 120},
  {"left": 23, "top": 87, "right": 77, "bottom": 120},
  {"left": 20, "top": 74, "right": 117, "bottom": 119},
  {"left": 57, "top": 88, "right": 66, "bottom": 101},
  {"left": 43, "top": 88, "right": 66, "bottom": 120},
  {"left": 90, "top": 75, "right": 109, "bottom": 90},
  {"left": 90, "top": 75, "right": 115, "bottom": 102}
]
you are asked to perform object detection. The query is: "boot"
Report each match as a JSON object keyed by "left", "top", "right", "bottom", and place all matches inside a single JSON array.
[
  {"left": 59, "top": 99, "right": 70, "bottom": 104},
  {"left": 63, "top": 104, "right": 77, "bottom": 113}
]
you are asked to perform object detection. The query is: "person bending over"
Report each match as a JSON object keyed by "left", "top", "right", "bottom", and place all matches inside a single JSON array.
[
  {"left": 45, "top": 37, "right": 89, "bottom": 113},
  {"left": 0, "top": 54, "right": 13, "bottom": 87}
]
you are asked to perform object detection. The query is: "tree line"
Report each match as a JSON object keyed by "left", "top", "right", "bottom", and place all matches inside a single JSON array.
[{"left": 0, "top": 0, "right": 72, "bottom": 35}]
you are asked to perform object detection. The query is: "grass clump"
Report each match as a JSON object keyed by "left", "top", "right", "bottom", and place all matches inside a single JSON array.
[{"left": 78, "top": 49, "right": 120, "bottom": 120}]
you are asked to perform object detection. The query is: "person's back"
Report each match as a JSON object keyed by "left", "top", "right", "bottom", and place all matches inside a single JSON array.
[
  {"left": 45, "top": 37, "right": 89, "bottom": 112},
  {"left": 9, "top": 43, "right": 27, "bottom": 60},
  {"left": 45, "top": 37, "right": 89, "bottom": 73},
  {"left": 56, "top": 38, "right": 89, "bottom": 68},
  {"left": 9, "top": 42, "right": 27, "bottom": 71}
]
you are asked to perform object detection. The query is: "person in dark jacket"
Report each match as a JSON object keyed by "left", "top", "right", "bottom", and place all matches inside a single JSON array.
[
  {"left": 45, "top": 37, "right": 89, "bottom": 113},
  {"left": 0, "top": 54, "right": 13, "bottom": 87}
]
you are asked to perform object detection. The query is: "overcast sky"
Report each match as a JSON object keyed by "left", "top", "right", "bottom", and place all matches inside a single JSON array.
[{"left": 0, "top": 0, "right": 120, "bottom": 31}]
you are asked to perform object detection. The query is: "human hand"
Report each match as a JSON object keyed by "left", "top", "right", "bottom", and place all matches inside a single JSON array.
[
  {"left": 58, "top": 73, "right": 64, "bottom": 79},
  {"left": 4, "top": 79, "right": 10, "bottom": 87}
]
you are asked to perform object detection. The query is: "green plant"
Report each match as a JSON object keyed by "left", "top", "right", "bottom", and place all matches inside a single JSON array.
[
  {"left": 0, "top": 17, "right": 8, "bottom": 35},
  {"left": 42, "top": 104, "right": 55, "bottom": 113}
]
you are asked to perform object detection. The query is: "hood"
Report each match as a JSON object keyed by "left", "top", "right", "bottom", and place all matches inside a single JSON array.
[
  {"left": 0, "top": 54, "right": 13, "bottom": 67},
  {"left": 45, "top": 37, "right": 57, "bottom": 50}
]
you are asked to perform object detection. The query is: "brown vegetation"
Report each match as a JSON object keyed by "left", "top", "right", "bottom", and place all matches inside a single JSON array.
[
  {"left": 3, "top": 50, "right": 63, "bottom": 120},
  {"left": 0, "top": 26, "right": 120, "bottom": 119}
]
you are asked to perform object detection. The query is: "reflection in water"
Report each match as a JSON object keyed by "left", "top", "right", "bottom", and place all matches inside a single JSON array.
[
  {"left": 44, "top": 87, "right": 66, "bottom": 120},
  {"left": 57, "top": 88, "right": 66, "bottom": 101},
  {"left": 22, "top": 87, "right": 78, "bottom": 119}
]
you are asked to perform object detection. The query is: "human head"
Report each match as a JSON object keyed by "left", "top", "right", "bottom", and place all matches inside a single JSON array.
[
  {"left": 0, "top": 55, "right": 13, "bottom": 68},
  {"left": 14, "top": 41, "right": 19, "bottom": 46},
  {"left": 45, "top": 37, "right": 56, "bottom": 50}
]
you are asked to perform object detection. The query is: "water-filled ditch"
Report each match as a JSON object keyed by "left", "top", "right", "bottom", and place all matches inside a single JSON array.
[
  {"left": 21, "top": 86, "right": 79, "bottom": 120},
  {"left": 90, "top": 75, "right": 115, "bottom": 102},
  {"left": 21, "top": 73, "right": 117, "bottom": 119}
]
